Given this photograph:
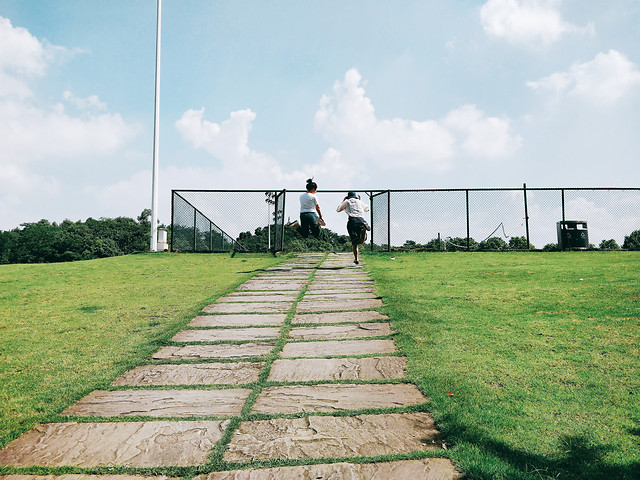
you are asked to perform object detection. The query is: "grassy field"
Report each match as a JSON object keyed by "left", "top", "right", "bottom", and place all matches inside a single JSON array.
[
  {"left": 365, "top": 251, "right": 640, "bottom": 480},
  {"left": 1, "top": 251, "right": 638, "bottom": 479},
  {"left": 0, "top": 252, "right": 281, "bottom": 448}
]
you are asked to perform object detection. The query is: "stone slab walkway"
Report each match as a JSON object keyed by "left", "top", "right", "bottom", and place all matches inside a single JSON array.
[{"left": 0, "top": 253, "right": 461, "bottom": 479}]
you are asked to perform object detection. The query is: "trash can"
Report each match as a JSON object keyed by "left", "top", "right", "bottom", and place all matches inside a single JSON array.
[
  {"left": 556, "top": 221, "right": 589, "bottom": 250},
  {"left": 157, "top": 228, "right": 169, "bottom": 251}
]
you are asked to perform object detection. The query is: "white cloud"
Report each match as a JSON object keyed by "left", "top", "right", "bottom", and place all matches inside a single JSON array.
[
  {"left": 174, "top": 107, "right": 360, "bottom": 190},
  {"left": 527, "top": 50, "right": 640, "bottom": 106},
  {"left": 63, "top": 91, "right": 108, "bottom": 112},
  {"left": 0, "top": 17, "right": 142, "bottom": 229},
  {"left": 480, "top": 0, "right": 593, "bottom": 48},
  {"left": 0, "top": 99, "right": 139, "bottom": 162},
  {"left": 314, "top": 68, "right": 521, "bottom": 169},
  {"left": 444, "top": 105, "right": 522, "bottom": 158},
  {"left": 0, "top": 16, "right": 49, "bottom": 77}
]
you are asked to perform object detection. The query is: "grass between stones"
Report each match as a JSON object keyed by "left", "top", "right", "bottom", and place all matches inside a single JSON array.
[{"left": 364, "top": 251, "right": 640, "bottom": 480}]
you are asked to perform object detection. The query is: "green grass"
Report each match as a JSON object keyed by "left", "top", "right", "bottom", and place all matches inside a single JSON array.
[
  {"left": 364, "top": 251, "right": 640, "bottom": 479},
  {"left": 0, "top": 252, "right": 282, "bottom": 448},
  {"left": 2, "top": 251, "right": 639, "bottom": 479}
]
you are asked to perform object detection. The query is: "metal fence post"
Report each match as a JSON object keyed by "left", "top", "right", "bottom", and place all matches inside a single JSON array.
[
  {"left": 523, "top": 183, "right": 530, "bottom": 250},
  {"left": 170, "top": 190, "right": 175, "bottom": 252},
  {"left": 193, "top": 209, "right": 197, "bottom": 252},
  {"left": 369, "top": 191, "right": 374, "bottom": 251},
  {"left": 466, "top": 189, "right": 470, "bottom": 251},
  {"left": 387, "top": 190, "right": 391, "bottom": 252}
]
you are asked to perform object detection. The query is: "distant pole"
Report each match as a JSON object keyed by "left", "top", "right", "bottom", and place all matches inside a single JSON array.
[{"left": 150, "top": 0, "right": 162, "bottom": 251}]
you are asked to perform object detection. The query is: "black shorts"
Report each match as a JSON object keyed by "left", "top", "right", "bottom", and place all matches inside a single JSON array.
[{"left": 347, "top": 216, "right": 367, "bottom": 245}]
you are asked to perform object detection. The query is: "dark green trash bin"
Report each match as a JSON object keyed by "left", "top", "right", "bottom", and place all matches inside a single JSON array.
[{"left": 557, "top": 221, "right": 589, "bottom": 250}]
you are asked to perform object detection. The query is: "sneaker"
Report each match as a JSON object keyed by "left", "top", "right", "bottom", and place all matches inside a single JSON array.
[
  {"left": 286, "top": 220, "right": 299, "bottom": 228},
  {"left": 354, "top": 259, "right": 359, "bottom": 264}
]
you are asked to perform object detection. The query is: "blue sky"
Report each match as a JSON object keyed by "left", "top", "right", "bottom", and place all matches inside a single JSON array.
[{"left": 1, "top": 0, "right": 639, "bottom": 230}]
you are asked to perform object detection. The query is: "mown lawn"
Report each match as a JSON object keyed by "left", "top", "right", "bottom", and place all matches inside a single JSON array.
[
  {"left": 365, "top": 251, "right": 640, "bottom": 480},
  {"left": 0, "top": 252, "right": 281, "bottom": 448}
]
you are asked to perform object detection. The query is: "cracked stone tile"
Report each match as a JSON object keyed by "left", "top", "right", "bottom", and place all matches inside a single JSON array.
[
  {"left": 236, "top": 282, "right": 305, "bottom": 291},
  {"left": 302, "top": 292, "right": 377, "bottom": 301},
  {"left": 62, "top": 389, "right": 252, "bottom": 417},
  {"left": 204, "top": 302, "right": 292, "bottom": 314},
  {"left": 216, "top": 294, "right": 298, "bottom": 303},
  {"left": 289, "top": 323, "right": 393, "bottom": 340},
  {"left": 292, "top": 311, "right": 388, "bottom": 324},
  {"left": 223, "top": 413, "right": 441, "bottom": 462},
  {"left": 267, "top": 357, "right": 406, "bottom": 382},
  {"left": 304, "top": 287, "right": 376, "bottom": 295},
  {"left": 189, "top": 314, "right": 286, "bottom": 327},
  {"left": 297, "top": 298, "right": 383, "bottom": 312},
  {"left": 252, "top": 383, "right": 427, "bottom": 414},
  {"left": 195, "top": 458, "right": 462, "bottom": 479},
  {"left": 112, "top": 362, "right": 264, "bottom": 386},
  {"left": 172, "top": 327, "right": 280, "bottom": 342},
  {"left": 281, "top": 339, "right": 396, "bottom": 357},
  {"left": 0, "top": 421, "right": 226, "bottom": 467},
  {"left": 153, "top": 343, "right": 276, "bottom": 360}
]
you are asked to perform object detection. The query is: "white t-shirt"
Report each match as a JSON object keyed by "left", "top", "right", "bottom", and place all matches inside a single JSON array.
[
  {"left": 337, "top": 198, "right": 369, "bottom": 218},
  {"left": 299, "top": 192, "right": 319, "bottom": 213}
]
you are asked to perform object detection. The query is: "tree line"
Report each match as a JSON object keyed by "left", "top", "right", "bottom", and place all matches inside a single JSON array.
[{"left": 0, "top": 210, "right": 152, "bottom": 264}]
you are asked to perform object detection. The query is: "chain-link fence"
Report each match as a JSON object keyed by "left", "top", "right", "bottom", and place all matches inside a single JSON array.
[{"left": 171, "top": 187, "right": 640, "bottom": 253}]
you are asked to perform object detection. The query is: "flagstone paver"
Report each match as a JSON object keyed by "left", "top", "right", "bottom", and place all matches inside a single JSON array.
[
  {"left": 216, "top": 293, "right": 298, "bottom": 302},
  {"left": 252, "top": 383, "right": 427, "bottom": 414},
  {"left": 189, "top": 314, "right": 286, "bottom": 327},
  {"left": 195, "top": 458, "right": 461, "bottom": 480},
  {"left": 268, "top": 356, "right": 406, "bottom": 382},
  {"left": 236, "top": 281, "right": 305, "bottom": 291},
  {"left": 302, "top": 292, "right": 378, "bottom": 300},
  {"left": 63, "top": 389, "right": 251, "bottom": 417},
  {"left": 281, "top": 339, "right": 396, "bottom": 357},
  {"left": 112, "top": 362, "right": 263, "bottom": 386},
  {"left": 292, "top": 310, "right": 388, "bottom": 324},
  {"left": 297, "top": 298, "right": 383, "bottom": 312},
  {"left": 203, "top": 302, "right": 292, "bottom": 314},
  {"left": 307, "top": 281, "right": 374, "bottom": 289},
  {"left": 172, "top": 327, "right": 280, "bottom": 342},
  {"left": 153, "top": 342, "right": 276, "bottom": 360},
  {"left": 289, "top": 322, "right": 393, "bottom": 339},
  {"left": 223, "top": 412, "right": 441, "bottom": 462},
  {"left": 0, "top": 421, "right": 226, "bottom": 467}
]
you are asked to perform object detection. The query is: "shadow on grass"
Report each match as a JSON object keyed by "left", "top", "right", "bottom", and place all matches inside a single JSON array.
[{"left": 443, "top": 416, "right": 640, "bottom": 480}]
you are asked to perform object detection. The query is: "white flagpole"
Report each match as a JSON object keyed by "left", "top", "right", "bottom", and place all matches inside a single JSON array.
[{"left": 150, "top": 0, "right": 162, "bottom": 251}]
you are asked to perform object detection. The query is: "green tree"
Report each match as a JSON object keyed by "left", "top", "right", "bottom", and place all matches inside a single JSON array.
[{"left": 622, "top": 230, "right": 640, "bottom": 250}]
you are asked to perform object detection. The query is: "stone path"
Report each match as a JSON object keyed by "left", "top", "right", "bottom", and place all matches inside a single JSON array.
[{"left": 0, "top": 253, "right": 461, "bottom": 479}]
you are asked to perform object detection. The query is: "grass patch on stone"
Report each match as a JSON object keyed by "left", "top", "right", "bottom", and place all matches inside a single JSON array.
[
  {"left": 364, "top": 251, "right": 640, "bottom": 480},
  {"left": 0, "top": 252, "right": 281, "bottom": 448}
]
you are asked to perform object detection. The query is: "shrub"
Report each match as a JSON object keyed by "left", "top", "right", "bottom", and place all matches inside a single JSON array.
[
  {"left": 509, "top": 236, "right": 534, "bottom": 250},
  {"left": 478, "top": 237, "right": 509, "bottom": 251},
  {"left": 599, "top": 239, "right": 620, "bottom": 250}
]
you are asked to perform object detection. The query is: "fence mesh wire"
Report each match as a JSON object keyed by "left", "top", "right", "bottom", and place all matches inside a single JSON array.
[{"left": 171, "top": 188, "right": 640, "bottom": 252}]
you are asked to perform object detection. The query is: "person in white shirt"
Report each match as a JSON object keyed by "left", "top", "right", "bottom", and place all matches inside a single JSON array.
[
  {"left": 294, "top": 178, "right": 323, "bottom": 239},
  {"left": 337, "top": 191, "right": 370, "bottom": 264}
]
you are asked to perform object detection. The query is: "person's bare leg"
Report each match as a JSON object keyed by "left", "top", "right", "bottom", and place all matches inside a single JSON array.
[{"left": 353, "top": 244, "right": 359, "bottom": 264}]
